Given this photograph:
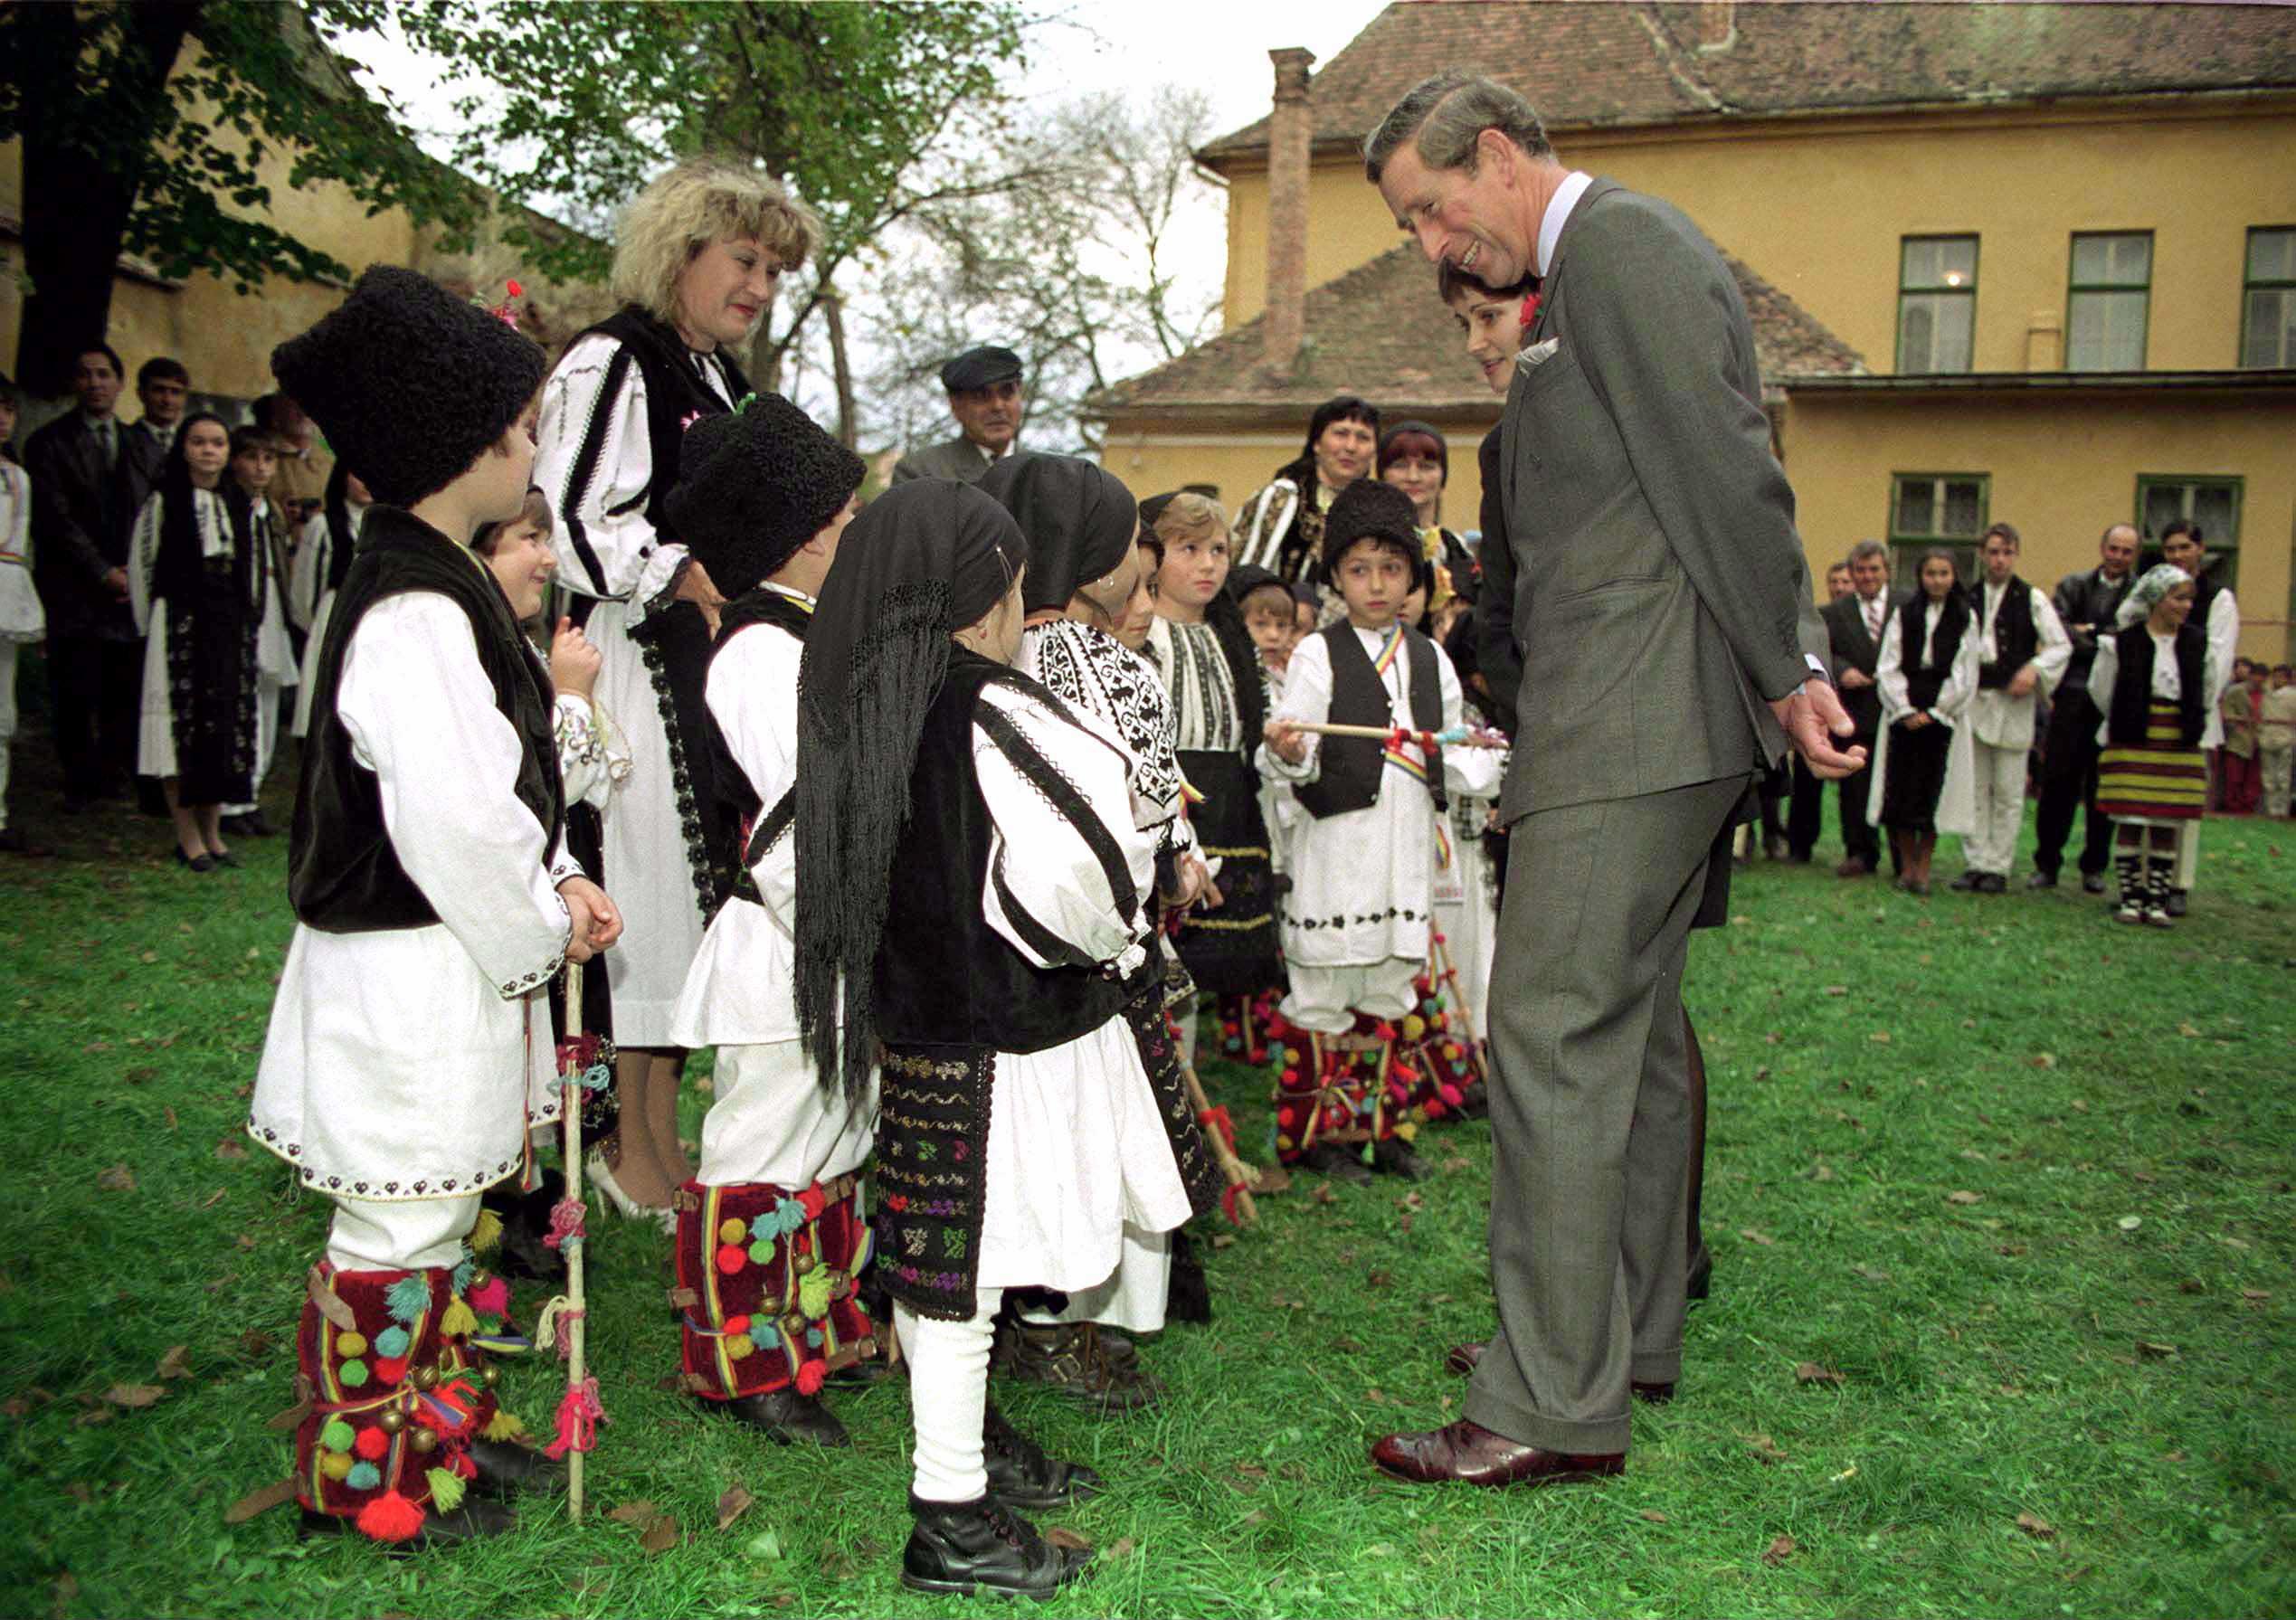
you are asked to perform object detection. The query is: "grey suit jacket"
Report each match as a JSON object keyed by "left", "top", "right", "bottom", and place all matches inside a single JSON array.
[
  {"left": 889, "top": 435, "right": 997, "bottom": 486},
  {"left": 1498, "top": 178, "right": 1822, "bottom": 823}
]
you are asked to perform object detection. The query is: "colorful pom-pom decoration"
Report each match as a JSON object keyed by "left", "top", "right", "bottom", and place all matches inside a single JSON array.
[
  {"left": 355, "top": 1490, "right": 425, "bottom": 1543},
  {"left": 426, "top": 1466, "right": 467, "bottom": 1513},
  {"left": 794, "top": 1359, "right": 827, "bottom": 1397},
  {"left": 373, "top": 1356, "right": 407, "bottom": 1386},
  {"left": 319, "top": 1418, "right": 356, "bottom": 1453},
  {"left": 345, "top": 1460, "right": 384, "bottom": 1492},
  {"left": 470, "top": 1208, "right": 505, "bottom": 1255},
  {"left": 747, "top": 1238, "right": 774, "bottom": 1265},
  {"left": 375, "top": 1325, "right": 412, "bottom": 1359},
  {"left": 450, "top": 1256, "right": 476, "bottom": 1296},
  {"left": 319, "top": 1451, "right": 354, "bottom": 1481},
  {"left": 723, "top": 1313, "right": 751, "bottom": 1336},
  {"left": 336, "top": 1331, "right": 368, "bottom": 1358},
  {"left": 439, "top": 1298, "right": 479, "bottom": 1338},
  {"left": 718, "top": 1217, "right": 748, "bottom": 1246},
  {"left": 723, "top": 1332, "right": 755, "bottom": 1360},
  {"left": 797, "top": 1269, "right": 834, "bottom": 1319},
  {"left": 798, "top": 1184, "right": 827, "bottom": 1222},
  {"left": 385, "top": 1275, "right": 432, "bottom": 1326},
  {"left": 467, "top": 1276, "right": 511, "bottom": 1318},
  {"left": 354, "top": 1425, "right": 391, "bottom": 1461},
  {"left": 1402, "top": 1015, "right": 1428, "bottom": 1040},
  {"left": 716, "top": 1244, "right": 746, "bottom": 1275},
  {"left": 481, "top": 1408, "right": 526, "bottom": 1442},
  {"left": 338, "top": 1358, "right": 370, "bottom": 1388}
]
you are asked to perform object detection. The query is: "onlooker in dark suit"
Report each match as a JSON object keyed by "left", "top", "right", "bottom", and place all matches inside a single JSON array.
[
  {"left": 24, "top": 343, "right": 146, "bottom": 809},
  {"left": 1785, "top": 561, "right": 1854, "bottom": 858},
  {"left": 1363, "top": 73, "right": 1862, "bottom": 1491},
  {"left": 888, "top": 346, "right": 1024, "bottom": 485},
  {"left": 1820, "top": 539, "right": 1905, "bottom": 876},
  {"left": 122, "top": 356, "right": 190, "bottom": 488},
  {"left": 2030, "top": 522, "right": 2139, "bottom": 891}
]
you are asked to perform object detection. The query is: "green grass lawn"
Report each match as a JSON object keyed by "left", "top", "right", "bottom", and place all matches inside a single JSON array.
[{"left": 2, "top": 755, "right": 2291, "bottom": 1618}]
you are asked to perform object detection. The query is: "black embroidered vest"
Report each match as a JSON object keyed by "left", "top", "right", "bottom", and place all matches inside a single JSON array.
[
  {"left": 1295, "top": 622, "right": 1447, "bottom": 819},
  {"left": 706, "top": 587, "right": 813, "bottom": 913},
  {"left": 1975, "top": 575, "right": 2038, "bottom": 691},
  {"left": 2105, "top": 621, "right": 2207, "bottom": 747},
  {"left": 289, "top": 507, "right": 565, "bottom": 932},
  {"left": 1898, "top": 592, "right": 1970, "bottom": 713}
]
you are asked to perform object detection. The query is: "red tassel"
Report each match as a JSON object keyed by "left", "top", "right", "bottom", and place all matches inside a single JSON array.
[
  {"left": 543, "top": 1377, "right": 605, "bottom": 1460},
  {"left": 543, "top": 1198, "right": 585, "bottom": 1251},
  {"left": 355, "top": 1490, "right": 426, "bottom": 1543},
  {"left": 794, "top": 1359, "right": 827, "bottom": 1397},
  {"left": 468, "top": 1276, "right": 511, "bottom": 1317},
  {"left": 1219, "top": 1182, "right": 1244, "bottom": 1226}
]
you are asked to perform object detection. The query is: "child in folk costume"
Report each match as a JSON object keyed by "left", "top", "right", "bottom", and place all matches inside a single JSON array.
[
  {"left": 2260, "top": 666, "right": 2296, "bottom": 820},
  {"left": 223, "top": 428, "right": 299, "bottom": 837},
  {"left": 1259, "top": 482, "right": 1500, "bottom": 1184},
  {"left": 248, "top": 266, "right": 622, "bottom": 1547},
  {"left": 1868, "top": 549, "right": 1978, "bottom": 897},
  {"left": 0, "top": 376, "right": 42, "bottom": 853},
  {"left": 290, "top": 464, "right": 373, "bottom": 739},
  {"left": 128, "top": 413, "right": 263, "bottom": 872},
  {"left": 2093, "top": 564, "right": 2217, "bottom": 926},
  {"left": 1145, "top": 495, "right": 1283, "bottom": 1063},
  {"left": 794, "top": 481, "right": 1218, "bottom": 1599},
  {"left": 1950, "top": 523, "right": 2070, "bottom": 892},
  {"left": 659, "top": 393, "right": 879, "bottom": 1447},
  {"left": 985, "top": 451, "right": 1210, "bottom": 1412}
]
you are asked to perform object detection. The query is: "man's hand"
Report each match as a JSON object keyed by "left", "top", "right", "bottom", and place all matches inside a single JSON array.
[
  {"left": 1772, "top": 682, "right": 1868, "bottom": 780},
  {"left": 549, "top": 616, "right": 602, "bottom": 698},
  {"left": 556, "top": 876, "right": 623, "bottom": 962},
  {"left": 2007, "top": 665, "right": 2038, "bottom": 699},
  {"left": 676, "top": 559, "right": 726, "bottom": 637},
  {"left": 1262, "top": 718, "right": 1307, "bottom": 765},
  {"left": 1837, "top": 666, "right": 1873, "bottom": 690}
]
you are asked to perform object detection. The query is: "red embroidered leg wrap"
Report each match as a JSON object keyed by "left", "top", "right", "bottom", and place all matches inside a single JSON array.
[
  {"left": 1395, "top": 971, "right": 1485, "bottom": 1120},
  {"left": 672, "top": 1173, "right": 877, "bottom": 1401},
  {"left": 1269, "top": 1012, "right": 1393, "bottom": 1163}
]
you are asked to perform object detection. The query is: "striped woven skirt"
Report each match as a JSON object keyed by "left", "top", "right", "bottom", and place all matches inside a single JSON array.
[{"left": 2096, "top": 698, "right": 2206, "bottom": 821}]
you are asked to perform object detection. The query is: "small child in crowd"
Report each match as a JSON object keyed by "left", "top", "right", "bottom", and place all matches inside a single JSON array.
[
  {"left": 0, "top": 374, "right": 42, "bottom": 853},
  {"left": 2260, "top": 665, "right": 2296, "bottom": 819},
  {"left": 224, "top": 427, "right": 299, "bottom": 835},
  {"left": 1230, "top": 564, "right": 1299, "bottom": 686}
]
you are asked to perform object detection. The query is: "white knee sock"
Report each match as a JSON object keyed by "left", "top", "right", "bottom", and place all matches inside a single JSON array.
[{"left": 897, "top": 1288, "right": 1004, "bottom": 1503}]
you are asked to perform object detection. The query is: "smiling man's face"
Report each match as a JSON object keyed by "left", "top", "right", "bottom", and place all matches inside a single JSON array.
[{"left": 1378, "top": 136, "right": 1538, "bottom": 289}]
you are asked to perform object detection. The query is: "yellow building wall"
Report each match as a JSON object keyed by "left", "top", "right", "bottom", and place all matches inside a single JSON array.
[
  {"left": 1782, "top": 390, "right": 2296, "bottom": 661},
  {"left": 1221, "top": 101, "right": 2296, "bottom": 377},
  {"left": 1099, "top": 423, "right": 1494, "bottom": 540}
]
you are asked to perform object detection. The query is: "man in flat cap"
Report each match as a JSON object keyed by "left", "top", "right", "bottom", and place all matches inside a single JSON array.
[{"left": 890, "top": 346, "right": 1026, "bottom": 485}]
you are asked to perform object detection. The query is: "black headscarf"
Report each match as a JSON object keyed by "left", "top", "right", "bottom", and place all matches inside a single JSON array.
[
  {"left": 793, "top": 480, "right": 1031, "bottom": 1100},
  {"left": 980, "top": 452, "right": 1138, "bottom": 615},
  {"left": 320, "top": 461, "right": 363, "bottom": 594}
]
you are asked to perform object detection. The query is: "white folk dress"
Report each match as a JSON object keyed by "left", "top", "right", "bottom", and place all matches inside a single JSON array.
[
  {"left": 128, "top": 487, "right": 235, "bottom": 780},
  {"left": 970, "top": 680, "right": 1194, "bottom": 1302},
  {"left": 534, "top": 331, "right": 740, "bottom": 1046},
  {"left": 1258, "top": 625, "right": 1500, "bottom": 969},
  {"left": 1867, "top": 599, "right": 1980, "bottom": 837},
  {"left": 248, "top": 590, "right": 579, "bottom": 1200},
  {"left": 0, "top": 461, "right": 41, "bottom": 830},
  {"left": 289, "top": 499, "right": 368, "bottom": 738}
]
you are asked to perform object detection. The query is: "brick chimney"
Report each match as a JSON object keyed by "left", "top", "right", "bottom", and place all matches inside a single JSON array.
[
  {"left": 1695, "top": 1, "right": 1737, "bottom": 51},
  {"left": 1263, "top": 46, "right": 1315, "bottom": 370}
]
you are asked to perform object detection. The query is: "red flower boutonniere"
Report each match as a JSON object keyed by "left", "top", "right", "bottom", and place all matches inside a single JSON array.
[{"left": 1518, "top": 289, "right": 1542, "bottom": 332}]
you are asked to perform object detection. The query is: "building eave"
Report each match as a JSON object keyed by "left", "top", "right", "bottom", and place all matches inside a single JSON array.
[{"left": 1783, "top": 369, "right": 2296, "bottom": 397}]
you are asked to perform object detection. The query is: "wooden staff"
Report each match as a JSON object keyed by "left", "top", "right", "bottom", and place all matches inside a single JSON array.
[
  {"left": 1428, "top": 926, "right": 1485, "bottom": 1065},
  {"left": 1282, "top": 720, "right": 1508, "bottom": 748},
  {"left": 1175, "top": 1037, "right": 1259, "bottom": 1227},
  {"left": 558, "top": 962, "right": 592, "bottom": 1520}
]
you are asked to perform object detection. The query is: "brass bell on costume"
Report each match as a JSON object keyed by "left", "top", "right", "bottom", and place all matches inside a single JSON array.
[
  {"left": 409, "top": 1426, "right": 439, "bottom": 1454},
  {"left": 413, "top": 1366, "right": 440, "bottom": 1390},
  {"left": 794, "top": 1251, "right": 818, "bottom": 1276},
  {"left": 780, "top": 1311, "right": 807, "bottom": 1337},
  {"left": 376, "top": 1407, "right": 407, "bottom": 1435},
  {"left": 480, "top": 1365, "right": 500, "bottom": 1388}
]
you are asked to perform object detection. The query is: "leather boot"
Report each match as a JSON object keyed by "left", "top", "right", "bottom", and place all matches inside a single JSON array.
[
  {"left": 900, "top": 1492, "right": 1091, "bottom": 1598},
  {"left": 465, "top": 1437, "right": 566, "bottom": 1497},
  {"left": 982, "top": 1401, "right": 1103, "bottom": 1509},
  {"left": 1371, "top": 1136, "right": 1431, "bottom": 1181},
  {"left": 299, "top": 1497, "right": 517, "bottom": 1549},
  {"left": 993, "top": 1321, "right": 1162, "bottom": 1413},
  {"left": 1298, "top": 1142, "right": 1373, "bottom": 1186},
  {"left": 707, "top": 1386, "right": 850, "bottom": 1446}
]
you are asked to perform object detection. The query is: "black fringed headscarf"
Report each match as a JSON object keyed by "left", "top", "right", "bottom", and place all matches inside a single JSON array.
[
  {"left": 980, "top": 451, "right": 1137, "bottom": 615},
  {"left": 793, "top": 480, "right": 1031, "bottom": 1100},
  {"left": 319, "top": 461, "right": 364, "bottom": 594}
]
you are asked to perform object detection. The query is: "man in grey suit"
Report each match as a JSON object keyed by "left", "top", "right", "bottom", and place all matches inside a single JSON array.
[
  {"left": 888, "top": 345, "right": 1025, "bottom": 485},
  {"left": 1362, "top": 73, "right": 1863, "bottom": 1489}
]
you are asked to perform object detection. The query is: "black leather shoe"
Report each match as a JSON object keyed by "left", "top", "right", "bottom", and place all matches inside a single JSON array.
[
  {"left": 174, "top": 848, "right": 216, "bottom": 873},
  {"left": 1980, "top": 874, "right": 2008, "bottom": 895},
  {"left": 1297, "top": 1142, "right": 1373, "bottom": 1186},
  {"left": 299, "top": 1497, "right": 517, "bottom": 1549},
  {"left": 2081, "top": 871, "right": 2108, "bottom": 895},
  {"left": 465, "top": 1437, "right": 566, "bottom": 1496},
  {"left": 1947, "top": 870, "right": 1981, "bottom": 892},
  {"left": 983, "top": 1401, "right": 1103, "bottom": 1509},
  {"left": 1686, "top": 1244, "right": 1713, "bottom": 1304},
  {"left": 2166, "top": 888, "right": 2188, "bottom": 917},
  {"left": 212, "top": 849, "right": 242, "bottom": 869},
  {"left": 707, "top": 1387, "right": 850, "bottom": 1446},
  {"left": 900, "top": 1492, "right": 1091, "bottom": 1598},
  {"left": 825, "top": 1356, "right": 897, "bottom": 1388},
  {"left": 2026, "top": 869, "right": 2058, "bottom": 890},
  {"left": 1371, "top": 1136, "right": 1432, "bottom": 1181}
]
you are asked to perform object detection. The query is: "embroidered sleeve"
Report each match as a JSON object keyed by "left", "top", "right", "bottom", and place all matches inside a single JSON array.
[
  {"left": 1433, "top": 639, "right": 1504, "bottom": 797},
  {"left": 535, "top": 334, "right": 684, "bottom": 606},
  {"left": 1257, "top": 631, "right": 1331, "bottom": 784},
  {"left": 127, "top": 493, "right": 161, "bottom": 636}
]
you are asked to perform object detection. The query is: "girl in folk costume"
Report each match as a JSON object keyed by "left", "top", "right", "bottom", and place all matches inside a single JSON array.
[
  {"left": 984, "top": 451, "right": 1212, "bottom": 1412},
  {"left": 1145, "top": 495, "right": 1283, "bottom": 1061},
  {"left": 795, "top": 481, "right": 1217, "bottom": 1598},
  {"left": 1232, "top": 394, "right": 1380, "bottom": 584},
  {"left": 0, "top": 374, "right": 43, "bottom": 853},
  {"left": 128, "top": 413, "right": 262, "bottom": 871},
  {"left": 1867, "top": 549, "right": 1978, "bottom": 897},
  {"left": 660, "top": 393, "right": 878, "bottom": 1448},
  {"left": 223, "top": 427, "right": 299, "bottom": 836},
  {"left": 248, "top": 266, "right": 622, "bottom": 1547},
  {"left": 289, "top": 464, "right": 373, "bottom": 738},
  {"left": 2092, "top": 564, "right": 2217, "bottom": 926},
  {"left": 1259, "top": 482, "right": 1500, "bottom": 1184},
  {"left": 2158, "top": 521, "right": 2240, "bottom": 915},
  {"left": 534, "top": 157, "right": 819, "bottom": 1217}
]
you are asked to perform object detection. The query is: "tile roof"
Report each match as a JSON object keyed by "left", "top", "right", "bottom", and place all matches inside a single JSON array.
[
  {"left": 1088, "top": 239, "right": 1865, "bottom": 421},
  {"left": 1202, "top": 0, "right": 2296, "bottom": 163}
]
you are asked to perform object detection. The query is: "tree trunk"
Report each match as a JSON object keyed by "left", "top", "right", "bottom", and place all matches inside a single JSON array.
[
  {"left": 821, "top": 289, "right": 856, "bottom": 449},
  {"left": 9, "top": 2, "right": 198, "bottom": 396}
]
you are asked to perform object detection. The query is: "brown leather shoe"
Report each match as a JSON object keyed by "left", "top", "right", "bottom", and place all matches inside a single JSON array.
[
  {"left": 1835, "top": 857, "right": 1873, "bottom": 878},
  {"left": 1371, "top": 1419, "right": 1623, "bottom": 1487},
  {"left": 1445, "top": 1341, "right": 1674, "bottom": 1403}
]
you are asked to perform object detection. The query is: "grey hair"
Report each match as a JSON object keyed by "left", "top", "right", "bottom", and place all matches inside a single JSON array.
[
  {"left": 1847, "top": 538, "right": 1888, "bottom": 566},
  {"left": 1363, "top": 71, "right": 1551, "bottom": 184}
]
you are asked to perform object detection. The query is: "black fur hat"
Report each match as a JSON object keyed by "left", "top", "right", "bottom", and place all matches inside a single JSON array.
[
  {"left": 270, "top": 265, "right": 544, "bottom": 508},
  {"left": 1322, "top": 479, "right": 1422, "bottom": 573},
  {"left": 665, "top": 392, "right": 865, "bottom": 594}
]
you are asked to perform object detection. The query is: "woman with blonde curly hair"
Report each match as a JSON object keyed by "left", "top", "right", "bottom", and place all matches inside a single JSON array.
[{"left": 534, "top": 156, "right": 819, "bottom": 1225}]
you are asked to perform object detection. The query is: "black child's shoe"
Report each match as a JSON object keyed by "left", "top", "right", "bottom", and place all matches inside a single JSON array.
[{"left": 900, "top": 1492, "right": 1091, "bottom": 1599}]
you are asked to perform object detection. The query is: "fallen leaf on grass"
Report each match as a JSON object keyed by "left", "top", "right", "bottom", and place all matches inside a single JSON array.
[
  {"left": 1638, "top": 1509, "right": 1669, "bottom": 1523},
  {"left": 1311, "top": 1184, "right": 1337, "bottom": 1206},
  {"left": 1761, "top": 1534, "right": 1798, "bottom": 1566},
  {"left": 96, "top": 1165, "right": 136, "bottom": 1193},
  {"left": 1044, "top": 1527, "right": 1091, "bottom": 1553},
  {"left": 239, "top": 1330, "right": 273, "bottom": 1359},
  {"left": 104, "top": 1384, "right": 165, "bottom": 1409},
  {"left": 716, "top": 1483, "right": 754, "bottom": 1530},
  {"left": 607, "top": 1499, "right": 659, "bottom": 1526},
  {"left": 1106, "top": 1536, "right": 1136, "bottom": 1559},
  {"left": 1739, "top": 1228, "right": 1775, "bottom": 1246},
  {"left": 156, "top": 1346, "right": 190, "bottom": 1381},
  {"left": 2015, "top": 1511, "right": 2056, "bottom": 1540},
  {"left": 2030, "top": 1053, "right": 2058, "bottom": 1069},
  {"left": 1947, "top": 1190, "right": 1983, "bottom": 1205},
  {"left": 1741, "top": 1432, "right": 1788, "bottom": 1464},
  {"left": 1810, "top": 1162, "right": 1835, "bottom": 1182},
  {"left": 1254, "top": 1166, "right": 1293, "bottom": 1195},
  {"left": 223, "top": 1478, "right": 299, "bottom": 1523},
  {"left": 2118, "top": 1216, "right": 2142, "bottom": 1231},
  {"left": 75, "top": 1407, "right": 115, "bottom": 1427},
  {"left": 1796, "top": 1362, "right": 1846, "bottom": 1387},
  {"left": 2242, "top": 1289, "right": 2270, "bottom": 1303},
  {"left": 1210, "top": 1233, "right": 1236, "bottom": 1249},
  {"left": 639, "top": 1514, "right": 681, "bottom": 1554},
  {"left": 214, "top": 1139, "right": 249, "bottom": 1161},
  {"left": 1829, "top": 1464, "right": 1858, "bottom": 1483},
  {"left": 2135, "top": 1341, "right": 2177, "bottom": 1359},
  {"left": 743, "top": 1530, "right": 783, "bottom": 1561},
  {"left": 163, "top": 1106, "right": 178, "bottom": 1131},
  {"left": 2177, "top": 1023, "right": 2201, "bottom": 1038},
  {"left": 1852, "top": 1265, "right": 1892, "bottom": 1284},
  {"left": 1824, "top": 985, "right": 1847, "bottom": 997},
  {"left": 1868, "top": 1030, "right": 1892, "bottom": 1044}
]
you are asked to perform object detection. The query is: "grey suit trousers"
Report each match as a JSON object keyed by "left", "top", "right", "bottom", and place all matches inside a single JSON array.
[{"left": 1464, "top": 773, "right": 1748, "bottom": 1455}]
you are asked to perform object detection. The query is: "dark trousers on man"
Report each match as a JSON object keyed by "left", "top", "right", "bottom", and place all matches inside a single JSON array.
[
  {"left": 1467, "top": 774, "right": 1744, "bottom": 1457},
  {"left": 2032, "top": 690, "right": 2111, "bottom": 878},
  {"left": 46, "top": 634, "right": 143, "bottom": 803},
  {"left": 1835, "top": 725, "right": 1882, "bottom": 868},
  {"left": 1785, "top": 757, "right": 1824, "bottom": 858}
]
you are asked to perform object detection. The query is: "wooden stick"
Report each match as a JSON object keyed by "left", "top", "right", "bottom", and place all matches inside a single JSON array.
[
  {"left": 1286, "top": 720, "right": 1507, "bottom": 748},
  {"left": 560, "top": 960, "right": 588, "bottom": 1523},
  {"left": 1428, "top": 928, "right": 1485, "bottom": 1065},
  {"left": 1176, "top": 1039, "right": 1259, "bottom": 1227}
]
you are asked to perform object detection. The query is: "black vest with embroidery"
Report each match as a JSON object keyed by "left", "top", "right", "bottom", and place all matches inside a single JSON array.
[
  {"left": 1295, "top": 622, "right": 1447, "bottom": 819},
  {"left": 289, "top": 507, "right": 565, "bottom": 933},
  {"left": 707, "top": 587, "right": 812, "bottom": 914},
  {"left": 1898, "top": 592, "right": 1971, "bottom": 713},
  {"left": 2105, "top": 621, "right": 2207, "bottom": 747},
  {"left": 1975, "top": 575, "right": 2038, "bottom": 691}
]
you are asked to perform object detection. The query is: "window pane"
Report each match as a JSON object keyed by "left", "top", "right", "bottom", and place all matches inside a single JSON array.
[
  {"left": 2140, "top": 484, "right": 2186, "bottom": 542},
  {"left": 2068, "top": 290, "right": 2146, "bottom": 370},
  {"left": 1900, "top": 298, "right": 1934, "bottom": 371},
  {"left": 2193, "top": 484, "right": 2237, "bottom": 542},
  {"left": 1895, "top": 478, "right": 1936, "bottom": 537},
  {"left": 1936, "top": 238, "right": 1976, "bottom": 289},
  {"left": 2246, "top": 228, "right": 2293, "bottom": 283},
  {"left": 1942, "top": 480, "right": 1984, "bottom": 537},
  {"left": 1902, "top": 236, "right": 1975, "bottom": 291},
  {"left": 2073, "top": 232, "right": 2149, "bottom": 288},
  {"left": 2108, "top": 234, "right": 2150, "bottom": 284},
  {"left": 2242, "top": 289, "right": 2286, "bottom": 367},
  {"left": 1899, "top": 293, "right": 1972, "bottom": 373},
  {"left": 1934, "top": 298, "right": 1973, "bottom": 372}
]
